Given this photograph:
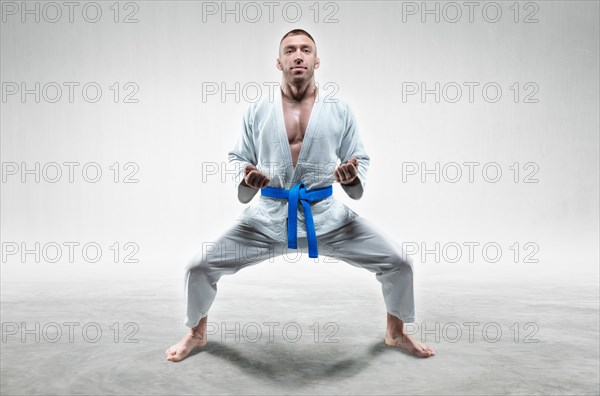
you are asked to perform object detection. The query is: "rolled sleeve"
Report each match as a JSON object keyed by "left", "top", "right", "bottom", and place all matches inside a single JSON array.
[
  {"left": 337, "top": 104, "right": 370, "bottom": 200},
  {"left": 227, "top": 106, "right": 259, "bottom": 203}
]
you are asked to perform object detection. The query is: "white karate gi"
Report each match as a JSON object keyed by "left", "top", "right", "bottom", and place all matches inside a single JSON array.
[{"left": 184, "top": 87, "right": 416, "bottom": 328}]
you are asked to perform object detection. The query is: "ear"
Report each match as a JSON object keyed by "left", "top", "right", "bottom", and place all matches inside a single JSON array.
[
  {"left": 276, "top": 58, "right": 283, "bottom": 71},
  {"left": 314, "top": 56, "right": 320, "bottom": 69}
]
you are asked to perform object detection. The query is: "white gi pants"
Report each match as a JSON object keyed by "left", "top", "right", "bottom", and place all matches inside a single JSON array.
[{"left": 183, "top": 216, "right": 416, "bottom": 328}]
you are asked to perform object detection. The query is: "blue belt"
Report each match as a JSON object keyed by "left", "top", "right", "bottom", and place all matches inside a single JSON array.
[{"left": 261, "top": 183, "right": 333, "bottom": 258}]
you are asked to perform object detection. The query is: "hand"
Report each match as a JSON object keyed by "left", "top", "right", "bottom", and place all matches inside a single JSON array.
[
  {"left": 334, "top": 157, "right": 359, "bottom": 185},
  {"left": 243, "top": 164, "right": 271, "bottom": 189}
]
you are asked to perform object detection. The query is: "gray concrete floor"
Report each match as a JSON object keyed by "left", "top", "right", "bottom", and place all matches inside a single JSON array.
[{"left": 1, "top": 262, "right": 599, "bottom": 395}]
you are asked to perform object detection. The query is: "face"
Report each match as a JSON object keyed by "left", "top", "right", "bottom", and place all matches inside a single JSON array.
[{"left": 276, "top": 34, "right": 320, "bottom": 84}]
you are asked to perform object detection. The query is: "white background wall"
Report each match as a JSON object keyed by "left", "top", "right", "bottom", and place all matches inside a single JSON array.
[{"left": 1, "top": 1, "right": 598, "bottom": 285}]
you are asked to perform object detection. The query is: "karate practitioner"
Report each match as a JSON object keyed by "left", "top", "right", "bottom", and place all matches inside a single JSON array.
[{"left": 166, "top": 29, "right": 435, "bottom": 361}]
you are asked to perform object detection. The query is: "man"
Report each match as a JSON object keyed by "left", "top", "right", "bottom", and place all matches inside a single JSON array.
[{"left": 166, "top": 29, "right": 435, "bottom": 361}]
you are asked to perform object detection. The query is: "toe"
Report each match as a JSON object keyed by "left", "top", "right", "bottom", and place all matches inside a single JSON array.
[
  {"left": 167, "top": 354, "right": 179, "bottom": 362},
  {"left": 172, "top": 353, "right": 184, "bottom": 362}
]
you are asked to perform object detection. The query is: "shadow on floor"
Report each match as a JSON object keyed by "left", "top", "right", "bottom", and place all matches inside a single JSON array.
[{"left": 180, "top": 340, "right": 408, "bottom": 384}]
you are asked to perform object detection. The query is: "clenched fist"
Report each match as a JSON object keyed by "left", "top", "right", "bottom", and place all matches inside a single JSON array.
[
  {"left": 334, "top": 157, "right": 359, "bottom": 185},
  {"left": 242, "top": 164, "right": 271, "bottom": 189}
]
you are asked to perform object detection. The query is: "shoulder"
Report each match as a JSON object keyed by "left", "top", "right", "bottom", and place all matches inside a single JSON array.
[
  {"left": 242, "top": 93, "right": 276, "bottom": 120},
  {"left": 320, "top": 93, "right": 355, "bottom": 116},
  {"left": 320, "top": 94, "right": 358, "bottom": 126}
]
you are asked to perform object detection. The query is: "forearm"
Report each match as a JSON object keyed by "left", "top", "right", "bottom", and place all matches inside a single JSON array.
[
  {"left": 237, "top": 179, "right": 260, "bottom": 204},
  {"left": 341, "top": 177, "right": 364, "bottom": 200}
]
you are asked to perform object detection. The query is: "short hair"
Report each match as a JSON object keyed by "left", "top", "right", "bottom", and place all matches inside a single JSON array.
[{"left": 279, "top": 29, "right": 317, "bottom": 54}]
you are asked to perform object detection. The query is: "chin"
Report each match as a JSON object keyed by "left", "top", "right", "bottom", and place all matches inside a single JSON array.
[{"left": 288, "top": 76, "right": 307, "bottom": 83}]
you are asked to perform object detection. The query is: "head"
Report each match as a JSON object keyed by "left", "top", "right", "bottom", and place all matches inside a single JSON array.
[{"left": 276, "top": 29, "right": 320, "bottom": 85}]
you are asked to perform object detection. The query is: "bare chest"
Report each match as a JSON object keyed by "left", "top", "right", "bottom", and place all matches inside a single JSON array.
[
  {"left": 282, "top": 100, "right": 314, "bottom": 142},
  {"left": 282, "top": 100, "right": 314, "bottom": 166}
]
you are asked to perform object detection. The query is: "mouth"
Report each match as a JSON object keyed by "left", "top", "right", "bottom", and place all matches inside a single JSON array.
[{"left": 291, "top": 66, "right": 307, "bottom": 70}]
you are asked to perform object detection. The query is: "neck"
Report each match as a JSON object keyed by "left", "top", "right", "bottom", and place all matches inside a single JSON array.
[{"left": 280, "top": 80, "right": 317, "bottom": 103}]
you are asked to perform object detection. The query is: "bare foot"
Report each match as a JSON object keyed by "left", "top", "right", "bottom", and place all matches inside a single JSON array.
[
  {"left": 385, "top": 312, "right": 435, "bottom": 358},
  {"left": 166, "top": 317, "right": 208, "bottom": 362},
  {"left": 165, "top": 332, "right": 207, "bottom": 362},
  {"left": 384, "top": 333, "right": 435, "bottom": 358}
]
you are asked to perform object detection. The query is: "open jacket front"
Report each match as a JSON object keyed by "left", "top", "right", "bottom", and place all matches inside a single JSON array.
[{"left": 228, "top": 87, "right": 371, "bottom": 242}]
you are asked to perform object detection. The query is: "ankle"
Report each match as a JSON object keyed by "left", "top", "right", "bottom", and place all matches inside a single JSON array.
[
  {"left": 386, "top": 329, "right": 408, "bottom": 339},
  {"left": 188, "top": 329, "right": 206, "bottom": 339}
]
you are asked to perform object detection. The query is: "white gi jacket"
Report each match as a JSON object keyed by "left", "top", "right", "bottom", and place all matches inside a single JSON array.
[{"left": 228, "top": 87, "right": 370, "bottom": 242}]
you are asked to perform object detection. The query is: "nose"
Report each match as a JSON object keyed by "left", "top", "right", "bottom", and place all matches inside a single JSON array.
[{"left": 293, "top": 50, "right": 304, "bottom": 63}]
